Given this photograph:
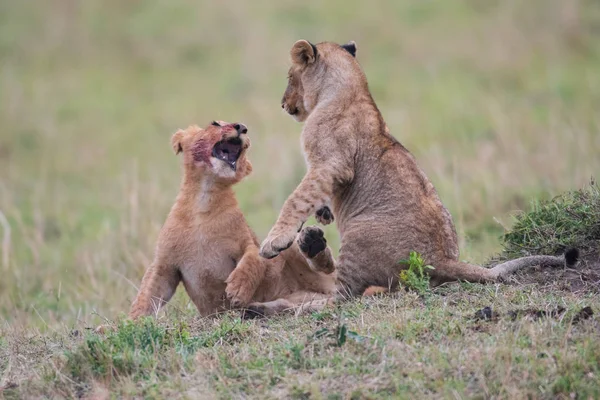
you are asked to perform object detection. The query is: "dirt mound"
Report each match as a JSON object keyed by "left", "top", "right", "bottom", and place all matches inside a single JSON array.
[
  {"left": 504, "top": 251, "right": 600, "bottom": 293},
  {"left": 488, "top": 182, "right": 600, "bottom": 294}
]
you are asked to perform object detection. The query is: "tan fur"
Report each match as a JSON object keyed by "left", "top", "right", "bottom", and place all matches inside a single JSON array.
[
  {"left": 129, "top": 122, "right": 335, "bottom": 320},
  {"left": 362, "top": 286, "right": 388, "bottom": 297},
  {"left": 260, "top": 40, "right": 573, "bottom": 296}
]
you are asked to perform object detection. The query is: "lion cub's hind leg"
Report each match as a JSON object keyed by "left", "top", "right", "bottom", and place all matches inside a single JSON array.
[
  {"left": 129, "top": 263, "right": 181, "bottom": 319},
  {"left": 241, "top": 291, "right": 335, "bottom": 319},
  {"left": 297, "top": 226, "right": 336, "bottom": 274}
]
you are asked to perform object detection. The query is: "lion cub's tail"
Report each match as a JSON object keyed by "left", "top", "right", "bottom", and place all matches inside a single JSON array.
[
  {"left": 488, "top": 247, "right": 579, "bottom": 278},
  {"left": 442, "top": 248, "right": 579, "bottom": 283}
]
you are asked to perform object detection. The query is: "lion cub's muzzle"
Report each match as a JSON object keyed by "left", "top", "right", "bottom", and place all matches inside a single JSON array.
[
  {"left": 211, "top": 123, "right": 249, "bottom": 171},
  {"left": 281, "top": 102, "right": 298, "bottom": 116}
]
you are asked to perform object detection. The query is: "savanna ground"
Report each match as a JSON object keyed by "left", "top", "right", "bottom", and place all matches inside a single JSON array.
[{"left": 1, "top": 1, "right": 600, "bottom": 398}]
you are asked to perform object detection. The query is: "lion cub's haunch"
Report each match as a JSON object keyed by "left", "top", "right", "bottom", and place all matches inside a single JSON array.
[{"left": 129, "top": 121, "right": 335, "bottom": 319}]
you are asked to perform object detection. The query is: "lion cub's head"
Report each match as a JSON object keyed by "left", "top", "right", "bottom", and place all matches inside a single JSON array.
[
  {"left": 281, "top": 40, "right": 362, "bottom": 122},
  {"left": 171, "top": 121, "right": 252, "bottom": 182}
]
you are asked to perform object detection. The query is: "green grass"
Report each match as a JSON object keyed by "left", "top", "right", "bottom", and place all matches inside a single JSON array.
[
  {"left": 500, "top": 181, "right": 600, "bottom": 259},
  {"left": 3, "top": 190, "right": 600, "bottom": 398},
  {"left": 4, "top": 287, "right": 599, "bottom": 398},
  {"left": 399, "top": 251, "right": 434, "bottom": 295},
  {"left": 1, "top": 0, "right": 600, "bottom": 398}
]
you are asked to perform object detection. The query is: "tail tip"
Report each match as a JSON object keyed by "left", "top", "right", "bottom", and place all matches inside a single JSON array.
[{"left": 564, "top": 248, "right": 580, "bottom": 267}]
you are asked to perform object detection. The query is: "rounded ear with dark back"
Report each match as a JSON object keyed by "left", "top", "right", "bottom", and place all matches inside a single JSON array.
[
  {"left": 171, "top": 130, "right": 184, "bottom": 155},
  {"left": 291, "top": 40, "right": 317, "bottom": 65},
  {"left": 341, "top": 41, "right": 357, "bottom": 57}
]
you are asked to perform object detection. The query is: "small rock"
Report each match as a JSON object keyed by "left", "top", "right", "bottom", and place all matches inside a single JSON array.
[
  {"left": 1, "top": 382, "right": 18, "bottom": 390},
  {"left": 474, "top": 306, "right": 494, "bottom": 321}
]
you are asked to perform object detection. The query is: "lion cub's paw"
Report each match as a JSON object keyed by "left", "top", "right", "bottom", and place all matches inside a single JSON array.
[
  {"left": 259, "top": 229, "right": 296, "bottom": 259},
  {"left": 315, "top": 206, "right": 334, "bottom": 225},
  {"left": 225, "top": 268, "right": 256, "bottom": 306},
  {"left": 297, "top": 226, "right": 327, "bottom": 259}
]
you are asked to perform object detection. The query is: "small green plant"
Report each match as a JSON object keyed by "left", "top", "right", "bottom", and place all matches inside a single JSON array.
[
  {"left": 311, "top": 311, "right": 365, "bottom": 347},
  {"left": 399, "top": 251, "right": 434, "bottom": 295},
  {"left": 312, "top": 324, "right": 364, "bottom": 347}
]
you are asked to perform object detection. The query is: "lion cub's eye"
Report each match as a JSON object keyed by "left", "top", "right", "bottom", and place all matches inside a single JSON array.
[{"left": 211, "top": 121, "right": 220, "bottom": 127}]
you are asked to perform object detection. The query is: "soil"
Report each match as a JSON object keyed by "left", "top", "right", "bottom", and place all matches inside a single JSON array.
[
  {"left": 472, "top": 305, "right": 593, "bottom": 324},
  {"left": 503, "top": 251, "right": 600, "bottom": 293}
]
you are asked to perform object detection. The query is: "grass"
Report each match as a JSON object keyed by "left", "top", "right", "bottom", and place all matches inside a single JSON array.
[
  {"left": 1, "top": 0, "right": 600, "bottom": 398},
  {"left": 3, "top": 286, "right": 599, "bottom": 398},
  {"left": 2, "top": 184, "right": 599, "bottom": 398},
  {"left": 500, "top": 181, "right": 600, "bottom": 259},
  {"left": 399, "top": 251, "right": 434, "bottom": 295}
]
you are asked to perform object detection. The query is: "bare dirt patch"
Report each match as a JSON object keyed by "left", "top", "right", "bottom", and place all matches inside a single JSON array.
[{"left": 504, "top": 251, "right": 600, "bottom": 294}]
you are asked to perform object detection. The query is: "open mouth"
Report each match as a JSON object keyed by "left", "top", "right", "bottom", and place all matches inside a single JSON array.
[{"left": 212, "top": 137, "right": 243, "bottom": 170}]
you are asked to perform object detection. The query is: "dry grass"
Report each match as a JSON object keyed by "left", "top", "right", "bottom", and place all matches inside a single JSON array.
[{"left": 1, "top": 0, "right": 600, "bottom": 398}]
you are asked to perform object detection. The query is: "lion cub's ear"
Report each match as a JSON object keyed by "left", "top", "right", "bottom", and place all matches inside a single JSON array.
[
  {"left": 291, "top": 40, "right": 317, "bottom": 65},
  {"left": 171, "top": 130, "right": 185, "bottom": 155},
  {"left": 341, "top": 41, "right": 357, "bottom": 57}
]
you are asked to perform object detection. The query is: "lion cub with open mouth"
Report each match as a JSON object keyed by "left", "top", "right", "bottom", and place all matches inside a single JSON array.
[{"left": 129, "top": 121, "right": 335, "bottom": 319}]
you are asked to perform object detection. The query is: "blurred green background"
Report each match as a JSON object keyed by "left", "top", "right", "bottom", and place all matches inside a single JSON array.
[{"left": 1, "top": 0, "right": 599, "bottom": 329}]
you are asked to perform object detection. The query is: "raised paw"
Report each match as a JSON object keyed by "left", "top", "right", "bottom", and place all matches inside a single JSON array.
[
  {"left": 315, "top": 206, "right": 334, "bottom": 225},
  {"left": 225, "top": 268, "right": 256, "bottom": 307},
  {"left": 259, "top": 229, "right": 297, "bottom": 259},
  {"left": 297, "top": 226, "right": 327, "bottom": 258}
]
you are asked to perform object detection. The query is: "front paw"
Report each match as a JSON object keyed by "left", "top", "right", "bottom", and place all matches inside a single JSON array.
[
  {"left": 225, "top": 268, "right": 255, "bottom": 307},
  {"left": 259, "top": 229, "right": 297, "bottom": 259},
  {"left": 297, "top": 226, "right": 327, "bottom": 258},
  {"left": 315, "top": 206, "right": 334, "bottom": 225}
]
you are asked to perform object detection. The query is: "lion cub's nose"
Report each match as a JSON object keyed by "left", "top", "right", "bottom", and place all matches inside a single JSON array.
[{"left": 233, "top": 123, "right": 248, "bottom": 134}]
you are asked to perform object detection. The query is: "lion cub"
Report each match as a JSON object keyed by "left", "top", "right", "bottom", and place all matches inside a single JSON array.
[
  {"left": 128, "top": 121, "right": 335, "bottom": 319},
  {"left": 259, "top": 40, "right": 578, "bottom": 295}
]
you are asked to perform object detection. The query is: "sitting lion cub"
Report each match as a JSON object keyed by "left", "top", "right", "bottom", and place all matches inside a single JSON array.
[
  {"left": 259, "top": 40, "right": 578, "bottom": 295},
  {"left": 128, "top": 121, "right": 336, "bottom": 319}
]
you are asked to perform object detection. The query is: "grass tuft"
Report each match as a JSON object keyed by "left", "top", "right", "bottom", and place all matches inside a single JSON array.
[
  {"left": 65, "top": 315, "right": 249, "bottom": 385},
  {"left": 65, "top": 317, "right": 199, "bottom": 383},
  {"left": 500, "top": 180, "right": 600, "bottom": 259}
]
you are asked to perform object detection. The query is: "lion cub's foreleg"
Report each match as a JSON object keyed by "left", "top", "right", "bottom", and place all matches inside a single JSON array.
[
  {"left": 260, "top": 169, "right": 339, "bottom": 259},
  {"left": 225, "top": 246, "right": 267, "bottom": 306},
  {"left": 129, "top": 262, "right": 180, "bottom": 319}
]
